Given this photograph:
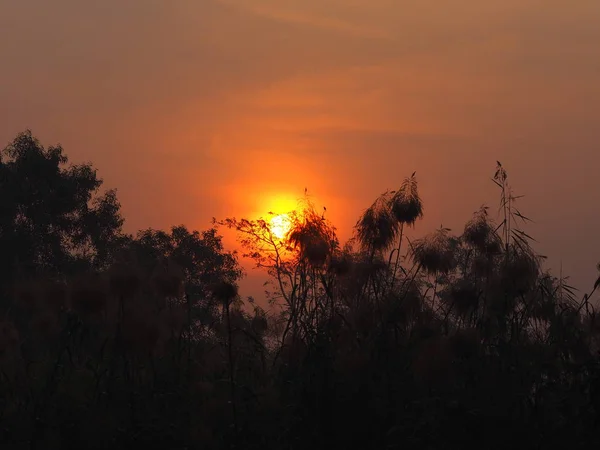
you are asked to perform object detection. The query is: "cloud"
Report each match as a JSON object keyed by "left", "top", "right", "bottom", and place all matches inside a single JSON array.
[{"left": 217, "top": 0, "right": 390, "bottom": 38}]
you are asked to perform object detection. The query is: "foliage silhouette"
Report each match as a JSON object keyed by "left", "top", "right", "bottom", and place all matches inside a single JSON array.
[
  {"left": 0, "top": 131, "right": 125, "bottom": 304},
  {"left": 2, "top": 133, "right": 600, "bottom": 449}
]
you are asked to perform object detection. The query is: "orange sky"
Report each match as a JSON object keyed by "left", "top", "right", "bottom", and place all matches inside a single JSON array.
[{"left": 1, "top": 0, "right": 600, "bottom": 298}]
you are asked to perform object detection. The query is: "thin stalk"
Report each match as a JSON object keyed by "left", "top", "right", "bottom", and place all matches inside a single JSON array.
[
  {"left": 391, "top": 223, "right": 405, "bottom": 285},
  {"left": 224, "top": 300, "right": 239, "bottom": 439}
]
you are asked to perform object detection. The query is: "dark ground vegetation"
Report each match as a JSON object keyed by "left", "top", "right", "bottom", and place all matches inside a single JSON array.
[{"left": 2, "top": 131, "right": 600, "bottom": 449}]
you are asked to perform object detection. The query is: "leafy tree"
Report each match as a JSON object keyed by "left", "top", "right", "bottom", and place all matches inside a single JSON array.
[
  {"left": 0, "top": 131, "right": 125, "bottom": 299},
  {"left": 127, "top": 226, "right": 241, "bottom": 290},
  {"left": 120, "top": 225, "right": 244, "bottom": 332}
]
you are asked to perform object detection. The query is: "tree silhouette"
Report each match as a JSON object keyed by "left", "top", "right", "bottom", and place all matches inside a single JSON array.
[
  {"left": 0, "top": 131, "right": 124, "bottom": 303},
  {"left": 3, "top": 131, "right": 600, "bottom": 449}
]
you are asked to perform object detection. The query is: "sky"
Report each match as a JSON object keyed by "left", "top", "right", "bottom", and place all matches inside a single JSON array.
[{"left": 1, "top": 0, "right": 599, "bottom": 298}]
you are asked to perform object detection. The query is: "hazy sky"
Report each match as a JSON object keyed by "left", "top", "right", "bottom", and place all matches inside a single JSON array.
[{"left": 1, "top": 0, "right": 599, "bottom": 296}]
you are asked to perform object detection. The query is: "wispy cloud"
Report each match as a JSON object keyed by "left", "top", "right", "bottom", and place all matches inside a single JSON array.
[{"left": 216, "top": 0, "right": 390, "bottom": 39}]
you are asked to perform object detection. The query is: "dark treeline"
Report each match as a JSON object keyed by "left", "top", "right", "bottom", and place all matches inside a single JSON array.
[{"left": 1, "top": 131, "right": 600, "bottom": 449}]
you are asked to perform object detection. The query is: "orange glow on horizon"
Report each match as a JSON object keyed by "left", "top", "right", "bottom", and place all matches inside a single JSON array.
[
  {"left": 261, "top": 192, "right": 300, "bottom": 216},
  {"left": 270, "top": 213, "right": 292, "bottom": 239},
  {"left": 261, "top": 193, "right": 298, "bottom": 240},
  {"left": 244, "top": 191, "right": 301, "bottom": 223}
]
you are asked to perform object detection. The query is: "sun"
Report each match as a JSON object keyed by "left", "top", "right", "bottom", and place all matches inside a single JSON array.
[{"left": 270, "top": 213, "right": 292, "bottom": 240}]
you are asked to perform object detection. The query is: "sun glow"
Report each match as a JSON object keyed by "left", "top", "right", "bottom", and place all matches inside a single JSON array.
[{"left": 270, "top": 213, "right": 292, "bottom": 240}]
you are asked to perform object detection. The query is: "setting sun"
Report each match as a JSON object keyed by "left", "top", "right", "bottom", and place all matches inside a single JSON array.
[{"left": 270, "top": 213, "right": 292, "bottom": 240}]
